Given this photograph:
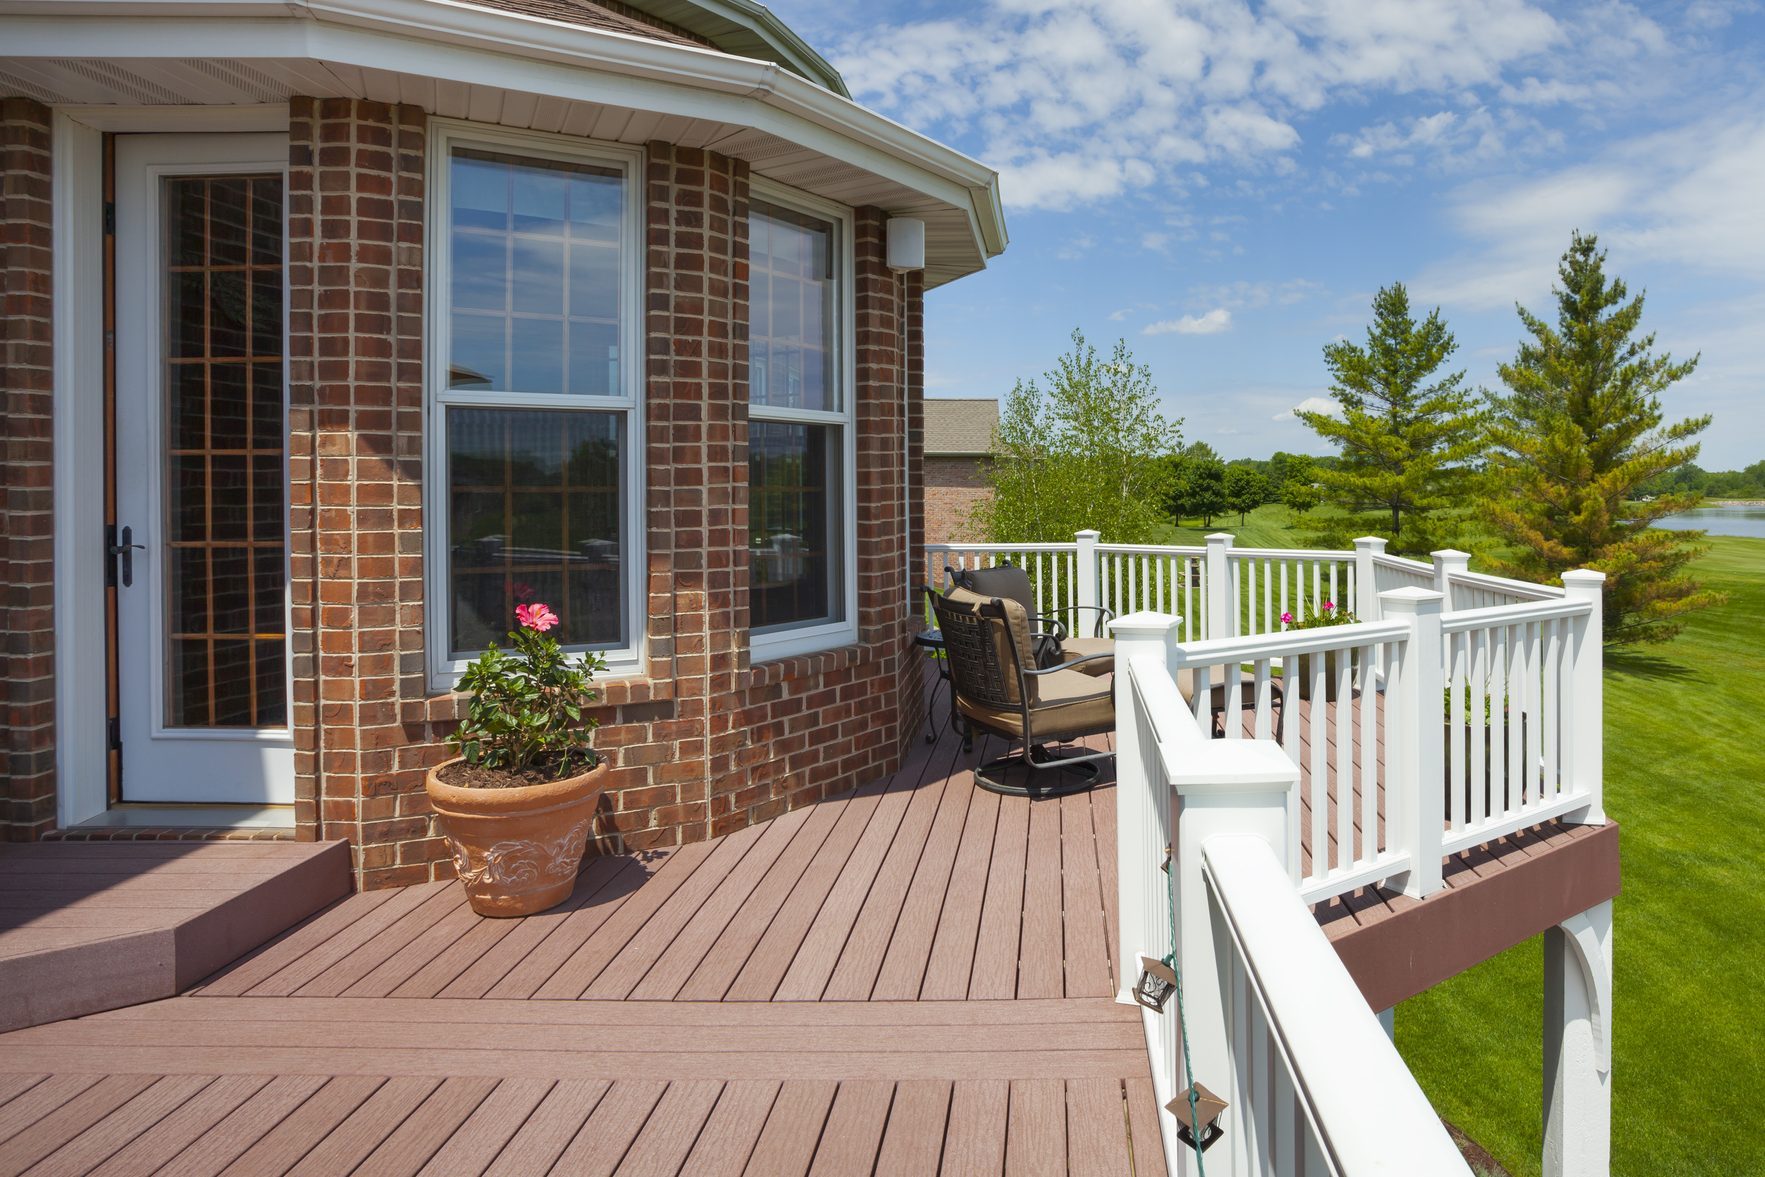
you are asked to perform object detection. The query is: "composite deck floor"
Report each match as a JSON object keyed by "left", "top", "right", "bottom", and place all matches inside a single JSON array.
[
  {"left": 0, "top": 680, "right": 1599, "bottom": 1174},
  {"left": 0, "top": 717, "right": 1170, "bottom": 1177}
]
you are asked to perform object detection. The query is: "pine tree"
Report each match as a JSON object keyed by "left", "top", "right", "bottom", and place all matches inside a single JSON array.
[
  {"left": 1484, "top": 231, "right": 1723, "bottom": 644},
  {"left": 977, "top": 329, "right": 1184, "bottom": 543},
  {"left": 1298, "top": 283, "right": 1485, "bottom": 553}
]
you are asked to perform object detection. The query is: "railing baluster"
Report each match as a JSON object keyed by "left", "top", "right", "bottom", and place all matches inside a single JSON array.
[
  {"left": 1544, "top": 616, "right": 1561, "bottom": 803},
  {"left": 1471, "top": 628, "right": 1488, "bottom": 824},
  {"left": 1336, "top": 645, "right": 1354, "bottom": 872},
  {"left": 1360, "top": 642, "right": 1378, "bottom": 858},
  {"left": 1253, "top": 657, "right": 1273, "bottom": 741},
  {"left": 1490, "top": 624, "right": 1507, "bottom": 815},
  {"left": 1310, "top": 651, "right": 1329, "bottom": 874},
  {"left": 1449, "top": 631, "right": 1466, "bottom": 830}
]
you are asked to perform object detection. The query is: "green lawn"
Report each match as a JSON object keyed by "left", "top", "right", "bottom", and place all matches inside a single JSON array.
[
  {"left": 1397, "top": 535, "right": 1765, "bottom": 1175},
  {"left": 1155, "top": 503, "right": 1315, "bottom": 548}
]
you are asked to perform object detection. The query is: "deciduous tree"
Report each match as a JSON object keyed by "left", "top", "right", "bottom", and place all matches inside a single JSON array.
[
  {"left": 1298, "top": 283, "right": 1485, "bottom": 552},
  {"left": 1484, "top": 231, "right": 1723, "bottom": 644},
  {"left": 1224, "top": 465, "right": 1270, "bottom": 525},
  {"left": 977, "top": 329, "right": 1185, "bottom": 544}
]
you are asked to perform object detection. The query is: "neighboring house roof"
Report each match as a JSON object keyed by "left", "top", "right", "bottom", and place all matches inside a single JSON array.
[
  {"left": 472, "top": 0, "right": 850, "bottom": 95},
  {"left": 925, "top": 398, "right": 998, "bottom": 457}
]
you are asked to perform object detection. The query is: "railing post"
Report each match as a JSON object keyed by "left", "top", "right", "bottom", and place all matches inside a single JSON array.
[
  {"left": 1172, "top": 741, "right": 1297, "bottom": 1172},
  {"left": 1075, "top": 529, "right": 1101, "bottom": 621},
  {"left": 1381, "top": 586, "right": 1446, "bottom": 898},
  {"left": 1353, "top": 536, "right": 1386, "bottom": 622},
  {"left": 1205, "top": 532, "right": 1233, "bottom": 640},
  {"left": 1561, "top": 570, "right": 1606, "bottom": 824},
  {"left": 1432, "top": 548, "right": 1470, "bottom": 606},
  {"left": 1108, "top": 611, "right": 1183, "bottom": 1002}
]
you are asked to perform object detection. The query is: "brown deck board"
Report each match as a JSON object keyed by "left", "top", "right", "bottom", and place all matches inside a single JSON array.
[
  {"left": 1065, "top": 1079, "right": 1132, "bottom": 1177},
  {"left": 22, "top": 1074, "right": 213, "bottom": 1177},
  {"left": 86, "top": 1075, "right": 272, "bottom": 1177},
  {"left": 919, "top": 785, "right": 1001, "bottom": 1000},
  {"left": 869, "top": 747, "right": 976, "bottom": 1001},
  {"left": 742, "top": 1080, "right": 836, "bottom": 1177},
  {"left": 1017, "top": 799, "right": 1065, "bottom": 999},
  {"left": 969, "top": 793, "right": 1032, "bottom": 1000},
  {"left": 215, "top": 1076, "right": 385, "bottom": 1175},
  {"left": 351, "top": 1076, "right": 499, "bottom": 1177},
  {"left": 1006, "top": 1079, "right": 1067, "bottom": 1177},
  {"left": 1123, "top": 1077, "right": 1168, "bottom": 1177},
  {"left": 808, "top": 1080, "right": 895, "bottom": 1174},
  {"left": 875, "top": 1079, "right": 952, "bottom": 1174},
  {"left": 615, "top": 1080, "right": 724, "bottom": 1174},
  {"left": 676, "top": 1081, "right": 779, "bottom": 1177},
  {"left": 283, "top": 1075, "right": 443, "bottom": 1176},
  {"left": 0, "top": 1074, "right": 156, "bottom": 1173},
  {"left": 414, "top": 1078, "right": 553, "bottom": 1176},
  {"left": 543, "top": 1080, "right": 664, "bottom": 1177},
  {"left": 482, "top": 1078, "right": 610, "bottom": 1176},
  {"left": 942, "top": 1079, "right": 1009, "bottom": 1176}
]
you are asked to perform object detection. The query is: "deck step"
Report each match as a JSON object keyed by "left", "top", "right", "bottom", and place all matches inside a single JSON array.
[{"left": 0, "top": 841, "right": 353, "bottom": 1032}]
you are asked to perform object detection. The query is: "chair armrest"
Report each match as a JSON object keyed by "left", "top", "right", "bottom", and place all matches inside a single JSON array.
[
  {"left": 1023, "top": 652, "right": 1116, "bottom": 678},
  {"left": 1028, "top": 614, "right": 1070, "bottom": 642},
  {"left": 1045, "top": 604, "right": 1116, "bottom": 638}
]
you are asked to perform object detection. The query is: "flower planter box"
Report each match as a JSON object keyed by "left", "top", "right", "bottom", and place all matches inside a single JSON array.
[{"left": 1293, "top": 649, "right": 1348, "bottom": 703}]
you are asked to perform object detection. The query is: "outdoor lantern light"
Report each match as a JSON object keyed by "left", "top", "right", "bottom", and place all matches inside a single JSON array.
[
  {"left": 1166, "top": 1083, "right": 1228, "bottom": 1152},
  {"left": 1134, "top": 953, "right": 1178, "bottom": 1011},
  {"left": 886, "top": 216, "right": 925, "bottom": 271}
]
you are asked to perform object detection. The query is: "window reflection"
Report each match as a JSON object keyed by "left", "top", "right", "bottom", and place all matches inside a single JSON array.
[
  {"left": 750, "top": 201, "right": 836, "bottom": 413},
  {"left": 750, "top": 421, "right": 842, "bottom": 630}
]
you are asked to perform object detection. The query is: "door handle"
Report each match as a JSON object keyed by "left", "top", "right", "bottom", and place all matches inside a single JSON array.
[{"left": 108, "top": 524, "right": 145, "bottom": 588}]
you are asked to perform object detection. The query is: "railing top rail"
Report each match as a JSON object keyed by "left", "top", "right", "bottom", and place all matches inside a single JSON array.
[
  {"left": 1371, "top": 552, "right": 1433, "bottom": 571},
  {"left": 924, "top": 542, "right": 1078, "bottom": 553},
  {"left": 1224, "top": 546, "right": 1356, "bottom": 562},
  {"left": 1441, "top": 596, "right": 1590, "bottom": 632},
  {"left": 1202, "top": 836, "right": 1475, "bottom": 1177},
  {"left": 1094, "top": 543, "right": 1206, "bottom": 555},
  {"left": 1170, "top": 618, "right": 1410, "bottom": 665},
  {"left": 1447, "top": 567, "right": 1566, "bottom": 600},
  {"left": 1127, "top": 654, "right": 1296, "bottom": 789}
]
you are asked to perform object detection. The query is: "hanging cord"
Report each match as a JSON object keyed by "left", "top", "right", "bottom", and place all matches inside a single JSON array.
[{"left": 1166, "top": 850, "right": 1207, "bottom": 1176}]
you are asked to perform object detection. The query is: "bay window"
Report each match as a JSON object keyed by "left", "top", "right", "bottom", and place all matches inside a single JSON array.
[
  {"left": 427, "top": 125, "right": 644, "bottom": 683},
  {"left": 748, "top": 188, "right": 856, "bottom": 659}
]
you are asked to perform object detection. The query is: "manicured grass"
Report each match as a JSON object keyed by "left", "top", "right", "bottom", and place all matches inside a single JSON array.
[
  {"left": 1154, "top": 503, "right": 1314, "bottom": 548},
  {"left": 1397, "top": 535, "right": 1765, "bottom": 1175}
]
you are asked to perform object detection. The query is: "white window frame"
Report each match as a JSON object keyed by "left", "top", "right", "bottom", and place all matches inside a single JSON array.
[
  {"left": 423, "top": 119, "right": 647, "bottom": 688},
  {"left": 747, "top": 179, "right": 859, "bottom": 663}
]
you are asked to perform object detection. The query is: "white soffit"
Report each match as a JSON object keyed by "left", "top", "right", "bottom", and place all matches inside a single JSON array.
[{"left": 0, "top": 5, "right": 1006, "bottom": 287}]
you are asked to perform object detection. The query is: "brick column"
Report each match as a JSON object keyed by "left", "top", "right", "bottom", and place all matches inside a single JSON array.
[
  {"left": 287, "top": 98, "right": 437, "bottom": 886},
  {"left": 0, "top": 98, "right": 57, "bottom": 840},
  {"left": 899, "top": 267, "right": 927, "bottom": 751}
]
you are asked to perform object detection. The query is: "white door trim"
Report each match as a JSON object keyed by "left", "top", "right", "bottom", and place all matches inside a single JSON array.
[{"left": 51, "top": 109, "right": 296, "bottom": 826}]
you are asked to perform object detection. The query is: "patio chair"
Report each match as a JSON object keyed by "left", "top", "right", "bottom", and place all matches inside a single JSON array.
[
  {"left": 950, "top": 564, "right": 1114, "bottom": 676},
  {"left": 929, "top": 585, "right": 1115, "bottom": 797}
]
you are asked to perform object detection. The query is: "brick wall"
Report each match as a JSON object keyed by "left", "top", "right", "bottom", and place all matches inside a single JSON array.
[
  {"left": 924, "top": 454, "right": 993, "bottom": 546},
  {"left": 0, "top": 98, "right": 57, "bottom": 841},
  {"left": 0, "top": 101, "right": 925, "bottom": 878}
]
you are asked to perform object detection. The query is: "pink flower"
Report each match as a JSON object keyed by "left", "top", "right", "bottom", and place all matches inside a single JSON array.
[
  {"left": 1322, "top": 601, "right": 1335, "bottom": 611},
  {"left": 1280, "top": 611, "right": 1294, "bottom": 625},
  {"left": 515, "top": 602, "right": 560, "bottom": 633},
  {"left": 512, "top": 581, "right": 536, "bottom": 603}
]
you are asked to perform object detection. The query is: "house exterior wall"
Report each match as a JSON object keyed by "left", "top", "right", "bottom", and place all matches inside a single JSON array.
[
  {"left": 0, "top": 98, "right": 929, "bottom": 885},
  {"left": 0, "top": 98, "right": 57, "bottom": 842},
  {"left": 924, "top": 454, "right": 991, "bottom": 546}
]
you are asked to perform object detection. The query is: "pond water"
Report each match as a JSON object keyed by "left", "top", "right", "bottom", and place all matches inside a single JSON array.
[{"left": 1651, "top": 503, "right": 1765, "bottom": 539}]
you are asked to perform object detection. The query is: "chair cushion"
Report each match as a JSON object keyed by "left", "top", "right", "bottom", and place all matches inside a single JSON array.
[
  {"left": 958, "top": 667, "right": 1113, "bottom": 742},
  {"left": 957, "top": 565, "right": 1037, "bottom": 615},
  {"left": 1058, "top": 636, "right": 1114, "bottom": 676},
  {"left": 942, "top": 586, "right": 1037, "bottom": 706}
]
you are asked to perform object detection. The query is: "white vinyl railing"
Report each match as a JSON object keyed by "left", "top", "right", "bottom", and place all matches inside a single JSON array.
[{"left": 1113, "top": 635, "right": 1475, "bottom": 1176}]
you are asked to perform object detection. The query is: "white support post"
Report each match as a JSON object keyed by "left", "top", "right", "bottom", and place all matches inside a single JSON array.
[
  {"left": 1171, "top": 741, "right": 1298, "bottom": 1172},
  {"left": 1205, "top": 532, "right": 1234, "bottom": 641},
  {"left": 1353, "top": 536, "right": 1387, "bottom": 622},
  {"left": 1561, "top": 570, "right": 1606, "bottom": 825},
  {"left": 1381, "top": 587, "right": 1446, "bottom": 898},
  {"left": 1108, "top": 611, "right": 1183, "bottom": 1002},
  {"left": 1432, "top": 548, "right": 1470, "bottom": 606},
  {"left": 1544, "top": 899, "right": 1613, "bottom": 1177},
  {"left": 1075, "top": 529, "right": 1101, "bottom": 622}
]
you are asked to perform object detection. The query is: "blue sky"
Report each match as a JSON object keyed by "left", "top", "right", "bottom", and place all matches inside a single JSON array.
[{"left": 773, "top": 0, "right": 1765, "bottom": 468}]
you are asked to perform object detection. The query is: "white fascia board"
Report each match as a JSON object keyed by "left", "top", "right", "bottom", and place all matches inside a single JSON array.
[{"left": 0, "top": 0, "right": 1007, "bottom": 260}]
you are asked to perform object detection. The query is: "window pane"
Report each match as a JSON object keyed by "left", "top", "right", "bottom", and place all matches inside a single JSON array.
[
  {"left": 447, "top": 407, "right": 625, "bottom": 657},
  {"left": 750, "top": 200, "right": 836, "bottom": 413},
  {"left": 750, "top": 421, "right": 843, "bottom": 631},
  {"left": 447, "top": 147, "right": 624, "bottom": 396}
]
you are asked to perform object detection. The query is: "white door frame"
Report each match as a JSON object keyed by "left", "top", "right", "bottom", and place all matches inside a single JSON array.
[{"left": 50, "top": 106, "right": 291, "bottom": 827}]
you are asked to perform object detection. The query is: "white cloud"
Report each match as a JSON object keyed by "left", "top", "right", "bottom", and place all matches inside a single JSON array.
[
  {"left": 829, "top": 0, "right": 1657, "bottom": 211},
  {"left": 1141, "top": 231, "right": 1172, "bottom": 253},
  {"left": 1272, "top": 395, "right": 1339, "bottom": 422},
  {"left": 1145, "top": 308, "right": 1233, "bottom": 336}
]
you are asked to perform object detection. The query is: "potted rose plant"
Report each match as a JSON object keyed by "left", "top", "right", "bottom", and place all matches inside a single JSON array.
[
  {"left": 1282, "top": 600, "right": 1357, "bottom": 703},
  {"left": 425, "top": 602, "right": 609, "bottom": 917}
]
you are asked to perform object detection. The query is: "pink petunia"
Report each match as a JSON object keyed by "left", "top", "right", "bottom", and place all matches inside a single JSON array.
[
  {"left": 1322, "top": 601, "right": 1335, "bottom": 610},
  {"left": 1280, "top": 611, "right": 1294, "bottom": 624},
  {"left": 515, "top": 602, "right": 560, "bottom": 633}
]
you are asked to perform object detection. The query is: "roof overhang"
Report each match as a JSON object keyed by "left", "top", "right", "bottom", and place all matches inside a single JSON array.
[
  {"left": 0, "top": 0, "right": 1006, "bottom": 287},
  {"left": 617, "top": 0, "right": 849, "bottom": 98}
]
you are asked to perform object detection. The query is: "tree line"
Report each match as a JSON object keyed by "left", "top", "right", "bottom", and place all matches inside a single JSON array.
[{"left": 975, "top": 231, "right": 1723, "bottom": 645}]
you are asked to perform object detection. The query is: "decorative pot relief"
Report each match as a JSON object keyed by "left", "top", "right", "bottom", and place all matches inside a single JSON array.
[{"left": 451, "top": 818, "right": 593, "bottom": 892}]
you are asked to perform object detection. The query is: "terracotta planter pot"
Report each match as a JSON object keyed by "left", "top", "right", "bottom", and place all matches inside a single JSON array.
[
  {"left": 425, "top": 758, "right": 609, "bottom": 917},
  {"left": 1294, "top": 648, "right": 1346, "bottom": 703}
]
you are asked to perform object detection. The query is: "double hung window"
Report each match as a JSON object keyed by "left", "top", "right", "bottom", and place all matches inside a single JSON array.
[
  {"left": 747, "top": 188, "right": 856, "bottom": 659},
  {"left": 427, "top": 125, "right": 644, "bottom": 683}
]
